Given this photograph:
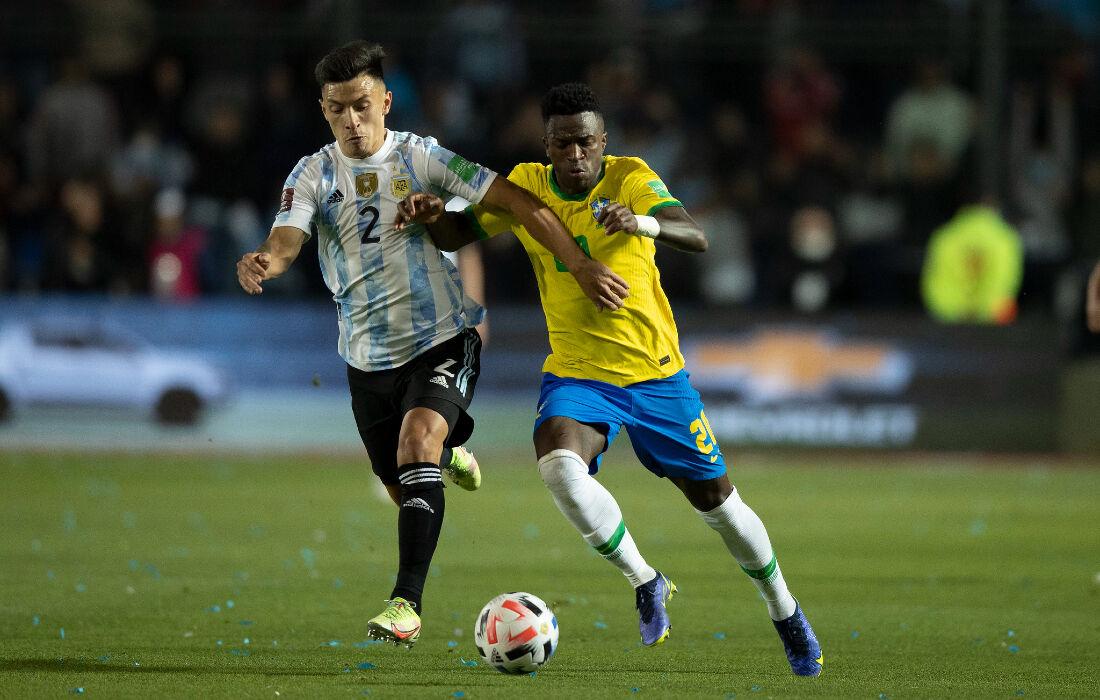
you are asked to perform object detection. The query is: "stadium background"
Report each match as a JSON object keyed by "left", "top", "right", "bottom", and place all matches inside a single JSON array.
[{"left": 0, "top": 0, "right": 1098, "bottom": 452}]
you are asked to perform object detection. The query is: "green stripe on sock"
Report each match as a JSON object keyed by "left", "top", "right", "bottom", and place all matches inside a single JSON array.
[
  {"left": 593, "top": 520, "right": 626, "bottom": 556},
  {"left": 741, "top": 552, "right": 777, "bottom": 580}
]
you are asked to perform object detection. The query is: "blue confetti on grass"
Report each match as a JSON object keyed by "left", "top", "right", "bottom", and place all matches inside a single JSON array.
[
  {"left": 714, "top": 633, "right": 726, "bottom": 639},
  {"left": 447, "top": 640, "right": 457, "bottom": 648},
  {"left": 206, "top": 605, "right": 221, "bottom": 613},
  {"left": 343, "top": 669, "right": 351, "bottom": 673},
  {"left": 133, "top": 662, "right": 140, "bottom": 666},
  {"left": 594, "top": 621, "right": 608, "bottom": 629},
  {"left": 460, "top": 658, "right": 477, "bottom": 666},
  {"left": 453, "top": 693, "right": 464, "bottom": 698},
  {"left": 851, "top": 632, "right": 859, "bottom": 638},
  {"left": 75, "top": 584, "right": 87, "bottom": 592},
  {"left": 95, "top": 656, "right": 109, "bottom": 661},
  {"left": 328, "top": 641, "right": 340, "bottom": 646},
  {"left": 60, "top": 628, "right": 65, "bottom": 639},
  {"left": 227, "top": 600, "right": 235, "bottom": 608},
  {"left": 631, "top": 688, "right": 639, "bottom": 692},
  {"left": 1007, "top": 629, "right": 1015, "bottom": 637},
  {"left": 356, "top": 662, "right": 378, "bottom": 669},
  {"left": 355, "top": 640, "right": 383, "bottom": 647},
  {"left": 243, "top": 638, "right": 250, "bottom": 644},
  {"left": 129, "top": 560, "right": 139, "bottom": 571},
  {"left": 68, "top": 688, "right": 83, "bottom": 695},
  {"left": 1009, "top": 646, "right": 1019, "bottom": 652},
  {"left": 301, "top": 548, "right": 315, "bottom": 569},
  {"left": 217, "top": 641, "right": 222, "bottom": 646},
  {"left": 752, "top": 685, "right": 760, "bottom": 691},
  {"left": 239, "top": 621, "right": 253, "bottom": 626},
  {"left": 33, "top": 616, "right": 39, "bottom": 626},
  {"left": 231, "top": 650, "right": 250, "bottom": 655},
  {"left": 47, "top": 570, "right": 55, "bottom": 580}
]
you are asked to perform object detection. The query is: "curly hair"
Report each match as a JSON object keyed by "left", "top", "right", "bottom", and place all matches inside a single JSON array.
[
  {"left": 315, "top": 40, "right": 385, "bottom": 87},
  {"left": 540, "top": 82, "right": 602, "bottom": 122}
]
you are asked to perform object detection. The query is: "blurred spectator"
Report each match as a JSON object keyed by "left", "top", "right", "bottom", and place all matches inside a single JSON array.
[
  {"left": 763, "top": 46, "right": 840, "bottom": 163},
  {"left": 24, "top": 54, "right": 120, "bottom": 190},
  {"left": 921, "top": 203, "right": 1023, "bottom": 324},
  {"left": 883, "top": 57, "right": 974, "bottom": 182},
  {"left": 432, "top": 0, "right": 528, "bottom": 96},
  {"left": 836, "top": 146, "right": 906, "bottom": 307},
  {"left": 43, "top": 178, "right": 132, "bottom": 293},
  {"left": 148, "top": 188, "right": 206, "bottom": 301}
]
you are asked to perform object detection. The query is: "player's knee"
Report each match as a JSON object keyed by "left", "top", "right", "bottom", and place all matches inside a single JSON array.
[{"left": 537, "top": 449, "right": 588, "bottom": 490}]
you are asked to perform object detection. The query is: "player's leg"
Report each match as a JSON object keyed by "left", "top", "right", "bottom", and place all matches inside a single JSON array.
[
  {"left": 533, "top": 376, "right": 665, "bottom": 644},
  {"left": 389, "top": 329, "right": 483, "bottom": 615},
  {"left": 629, "top": 371, "right": 821, "bottom": 675}
]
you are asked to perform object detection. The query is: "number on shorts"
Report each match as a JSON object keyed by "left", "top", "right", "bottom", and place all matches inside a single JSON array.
[{"left": 690, "top": 410, "right": 720, "bottom": 463}]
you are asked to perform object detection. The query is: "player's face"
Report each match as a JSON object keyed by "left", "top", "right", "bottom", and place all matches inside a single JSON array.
[
  {"left": 320, "top": 73, "right": 392, "bottom": 159},
  {"left": 543, "top": 112, "right": 607, "bottom": 195}
]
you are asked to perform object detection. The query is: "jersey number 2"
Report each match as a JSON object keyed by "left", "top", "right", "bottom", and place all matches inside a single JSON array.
[{"left": 359, "top": 205, "right": 380, "bottom": 243}]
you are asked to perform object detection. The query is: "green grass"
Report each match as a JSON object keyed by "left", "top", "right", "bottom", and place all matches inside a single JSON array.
[{"left": 2, "top": 447, "right": 1099, "bottom": 698}]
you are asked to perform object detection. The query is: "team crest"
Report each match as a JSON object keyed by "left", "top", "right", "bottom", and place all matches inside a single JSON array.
[
  {"left": 391, "top": 176, "right": 411, "bottom": 198},
  {"left": 355, "top": 172, "right": 379, "bottom": 197},
  {"left": 590, "top": 197, "right": 610, "bottom": 221}
]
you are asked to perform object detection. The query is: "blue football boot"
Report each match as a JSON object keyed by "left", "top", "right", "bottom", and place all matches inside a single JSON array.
[
  {"left": 772, "top": 601, "right": 822, "bottom": 676},
  {"left": 635, "top": 570, "right": 676, "bottom": 646}
]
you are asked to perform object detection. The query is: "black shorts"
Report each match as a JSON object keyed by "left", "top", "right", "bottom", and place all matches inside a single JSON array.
[{"left": 348, "top": 328, "right": 482, "bottom": 485}]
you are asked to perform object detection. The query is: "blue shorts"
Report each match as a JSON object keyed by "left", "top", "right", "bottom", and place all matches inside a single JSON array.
[{"left": 533, "top": 370, "right": 726, "bottom": 480}]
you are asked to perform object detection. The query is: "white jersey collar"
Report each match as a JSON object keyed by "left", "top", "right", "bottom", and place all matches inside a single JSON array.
[{"left": 335, "top": 129, "right": 394, "bottom": 167}]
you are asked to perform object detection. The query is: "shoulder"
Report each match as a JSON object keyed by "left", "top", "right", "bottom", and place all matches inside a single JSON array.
[
  {"left": 507, "top": 162, "right": 547, "bottom": 186},
  {"left": 390, "top": 130, "right": 439, "bottom": 155},
  {"left": 604, "top": 155, "right": 655, "bottom": 177}
]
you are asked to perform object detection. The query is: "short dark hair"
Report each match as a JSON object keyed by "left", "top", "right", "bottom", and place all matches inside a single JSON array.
[
  {"left": 541, "top": 82, "right": 602, "bottom": 122},
  {"left": 315, "top": 40, "right": 385, "bottom": 87}
]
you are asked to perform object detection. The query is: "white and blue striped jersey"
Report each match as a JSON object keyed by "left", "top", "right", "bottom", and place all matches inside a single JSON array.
[{"left": 273, "top": 129, "right": 496, "bottom": 372}]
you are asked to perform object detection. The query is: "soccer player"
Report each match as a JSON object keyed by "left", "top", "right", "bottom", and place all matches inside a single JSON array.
[
  {"left": 406, "top": 82, "right": 823, "bottom": 676},
  {"left": 236, "top": 47, "right": 629, "bottom": 649}
]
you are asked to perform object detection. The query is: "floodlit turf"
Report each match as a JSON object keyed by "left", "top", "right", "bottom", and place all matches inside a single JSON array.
[{"left": 2, "top": 447, "right": 1099, "bottom": 698}]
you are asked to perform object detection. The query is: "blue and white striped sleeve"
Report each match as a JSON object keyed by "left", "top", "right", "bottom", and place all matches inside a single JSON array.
[
  {"left": 416, "top": 140, "right": 497, "bottom": 205},
  {"left": 272, "top": 155, "right": 320, "bottom": 238}
]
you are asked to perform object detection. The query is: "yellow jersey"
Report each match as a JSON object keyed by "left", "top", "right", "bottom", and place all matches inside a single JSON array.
[{"left": 466, "top": 156, "right": 685, "bottom": 386}]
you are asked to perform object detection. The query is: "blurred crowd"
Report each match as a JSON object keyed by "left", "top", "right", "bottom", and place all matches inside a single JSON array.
[{"left": 0, "top": 0, "right": 1097, "bottom": 324}]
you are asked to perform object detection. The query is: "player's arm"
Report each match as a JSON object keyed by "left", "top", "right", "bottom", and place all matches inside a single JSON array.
[
  {"left": 400, "top": 180, "right": 631, "bottom": 310},
  {"left": 598, "top": 202, "right": 708, "bottom": 253},
  {"left": 236, "top": 225, "right": 308, "bottom": 295},
  {"left": 1087, "top": 261, "right": 1100, "bottom": 333},
  {"left": 481, "top": 177, "right": 629, "bottom": 311},
  {"left": 395, "top": 192, "right": 480, "bottom": 251}
]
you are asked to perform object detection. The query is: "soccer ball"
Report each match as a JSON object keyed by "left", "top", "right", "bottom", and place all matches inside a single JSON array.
[{"left": 473, "top": 591, "right": 559, "bottom": 674}]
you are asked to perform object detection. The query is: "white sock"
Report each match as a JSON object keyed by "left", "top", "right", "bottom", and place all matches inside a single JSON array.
[
  {"left": 697, "top": 488, "right": 797, "bottom": 621},
  {"left": 538, "top": 449, "right": 656, "bottom": 588}
]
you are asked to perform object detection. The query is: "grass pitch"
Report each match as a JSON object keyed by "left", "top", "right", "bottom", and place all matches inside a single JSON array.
[{"left": 2, "top": 447, "right": 1098, "bottom": 698}]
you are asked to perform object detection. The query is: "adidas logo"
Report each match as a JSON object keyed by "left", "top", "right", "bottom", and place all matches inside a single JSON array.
[
  {"left": 429, "top": 375, "right": 448, "bottom": 388},
  {"left": 326, "top": 188, "right": 344, "bottom": 204},
  {"left": 402, "top": 497, "right": 434, "bottom": 513}
]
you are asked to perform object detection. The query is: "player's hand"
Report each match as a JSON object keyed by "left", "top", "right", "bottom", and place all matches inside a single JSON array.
[
  {"left": 575, "top": 258, "right": 630, "bottom": 312},
  {"left": 395, "top": 192, "right": 446, "bottom": 231},
  {"left": 237, "top": 252, "right": 270, "bottom": 295},
  {"left": 597, "top": 202, "right": 639, "bottom": 236},
  {"left": 1087, "top": 262, "right": 1100, "bottom": 333}
]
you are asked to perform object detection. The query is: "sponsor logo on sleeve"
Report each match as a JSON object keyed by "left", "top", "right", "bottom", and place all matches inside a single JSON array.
[
  {"left": 647, "top": 179, "right": 671, "bottom": 198},
  {"left": 279, "top": 187, "right": 294, "bottom": 213},
  {"left": 447, "top": 155, "right": 481, "bottom": 183}
]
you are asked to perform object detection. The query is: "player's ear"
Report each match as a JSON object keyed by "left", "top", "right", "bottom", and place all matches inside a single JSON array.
[
  {"left": 542, "top": 136, "right": 549, "bottom": 158},
  {"left": 382, "top": 90, "right": 393, "bottom": 115}
]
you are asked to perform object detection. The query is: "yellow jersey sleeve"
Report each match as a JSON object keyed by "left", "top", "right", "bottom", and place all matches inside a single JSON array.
[{"left": 470, "top": 157, "right": 687, "bottom": 386}]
